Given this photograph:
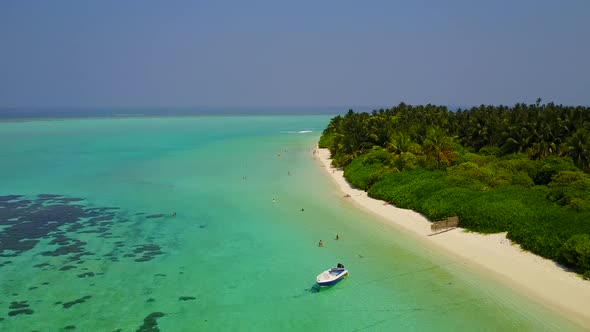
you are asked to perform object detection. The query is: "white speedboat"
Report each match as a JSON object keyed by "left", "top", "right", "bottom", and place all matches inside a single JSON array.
[{"left": 316, "top": 263, "right": 348, "bottom": 287}]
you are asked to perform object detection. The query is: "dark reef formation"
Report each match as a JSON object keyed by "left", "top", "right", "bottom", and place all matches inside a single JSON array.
[
  {"left": 0, "top": 194, "right": 178, "bottom": 324},
  {"left": 179, "top": 296, "right": 196, "bottom": 301},
  {"left": 62, "top": 295, "right": 92, "bottom": 309},
  {"left": 137, "top": 312, "right": 165, "bottom": 332},
  {"left": 7, "top": 300, "right": 34, "bottom": 316},
  {"left": 0, "top": 194, "right": 168, "bottom": 269}
]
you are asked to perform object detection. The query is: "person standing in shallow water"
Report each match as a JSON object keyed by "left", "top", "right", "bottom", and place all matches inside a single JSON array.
[
  {"left": 318, "top": 240, "right": 323, "bottom": 247},
  {"left": 336, "top": 234, "right": 339, "bottom": 240}
]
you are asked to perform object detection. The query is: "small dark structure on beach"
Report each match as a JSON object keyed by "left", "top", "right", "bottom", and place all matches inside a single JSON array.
[{"left": 430, "top": 216, "right": 460, "bottom": 234}]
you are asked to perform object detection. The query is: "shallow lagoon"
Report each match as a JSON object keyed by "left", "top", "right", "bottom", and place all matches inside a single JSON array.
[{"left": 0, "top": 115, "right": 584, "bottom": 331}]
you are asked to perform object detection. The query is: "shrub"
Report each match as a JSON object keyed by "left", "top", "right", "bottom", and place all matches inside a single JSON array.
[
  {"left": 560, "top": 234, "right": 590, "bottom": 277},
  {"left": 511, "top": 171, "right": 534, "bottom": 187},
  {"left": 318, "top": 133, "right": 335, "bottom": 149},
  {"left": 448, "top": 162, "right": 491, "bottom": 187},
  {"left": 496, "top": 154, "right": 535, "bottom": 175},
  {"left": 479, "top": 146, "right": 500, "bottom": 156},
  {"left": 547, "top": 171, "right": 590, "bottom": 209},
  {"left": 344, "top": 149, "right": 393, "bottom": 190},
  {"left": 368, "top": 170, "right": 438, "bottom": 208},
  {"left": 419, "top": 187, "right": 473, "bottom": 220},
  {"left": 532, "top": 156, "right": 578, "bottom": 185}
]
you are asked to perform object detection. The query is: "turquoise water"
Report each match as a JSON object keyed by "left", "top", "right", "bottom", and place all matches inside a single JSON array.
[{"left": 0, "top": 115, "right": 584, "bottom": 331}]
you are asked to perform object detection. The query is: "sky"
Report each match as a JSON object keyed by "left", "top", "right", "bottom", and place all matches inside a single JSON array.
[{"left": 0, "top": 0, "right": 589, "bottom": 108}]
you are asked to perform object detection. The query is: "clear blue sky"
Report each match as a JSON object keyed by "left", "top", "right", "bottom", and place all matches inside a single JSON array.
[{"left": 1, "top": 0, "right": 588, "bottom": 108}]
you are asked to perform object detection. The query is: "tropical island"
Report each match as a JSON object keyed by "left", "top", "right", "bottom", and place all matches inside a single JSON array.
[{"left": 319, "top": 101, "right": 590, "bottom": 279}]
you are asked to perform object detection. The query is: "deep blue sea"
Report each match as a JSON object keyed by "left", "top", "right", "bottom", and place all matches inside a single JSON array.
[{"left": 0, "top": 109, "right": 584, "bottom": 331}]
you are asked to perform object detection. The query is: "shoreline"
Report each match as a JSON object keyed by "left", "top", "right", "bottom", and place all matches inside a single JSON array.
[{"left": 315, "top": 147, "right": 590, "bottom": 327}]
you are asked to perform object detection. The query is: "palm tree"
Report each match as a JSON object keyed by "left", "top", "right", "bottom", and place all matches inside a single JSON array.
[
  {"left": 564, "top": 128, "right": 590, "bottom": 171},
  {"left": 386, "top": 132, "right": 419, "bottom": 154},
  {"left": 332, "top": 110, "right": 373, "bottom": 166},
  {"left": 421, "top": 127, "right": 456, "bottom": 167}
]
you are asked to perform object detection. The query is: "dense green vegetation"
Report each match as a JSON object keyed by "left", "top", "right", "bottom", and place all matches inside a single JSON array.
[{"left": 320, "top": 102, "right": 590, "bottom": 279}]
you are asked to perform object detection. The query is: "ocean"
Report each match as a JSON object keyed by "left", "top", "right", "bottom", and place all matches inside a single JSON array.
[{"left": 0, "top": 111, "right": 583, "bottom": 331}]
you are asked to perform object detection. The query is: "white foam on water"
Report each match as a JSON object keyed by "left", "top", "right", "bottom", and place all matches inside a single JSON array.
[{"left": 280, "top": 130, "right": 313, "bottom": 134}]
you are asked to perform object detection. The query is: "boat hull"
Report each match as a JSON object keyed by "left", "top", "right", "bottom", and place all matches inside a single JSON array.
[{"left": 317, "top": 277, "right": 344, "bottom": 287}]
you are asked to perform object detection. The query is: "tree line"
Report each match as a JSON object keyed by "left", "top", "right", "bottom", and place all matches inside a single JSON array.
[{"left": 319, "top": 102, "right": 590, "bottom": 279}]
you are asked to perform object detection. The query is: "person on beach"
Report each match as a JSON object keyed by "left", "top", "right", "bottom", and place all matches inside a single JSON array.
[{"left": 318, "top": 240, "right": 323, "bottom": 247}]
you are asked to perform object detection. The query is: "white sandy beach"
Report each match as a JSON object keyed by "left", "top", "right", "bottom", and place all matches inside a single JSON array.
[{"left": 315, "top": 148, "right": 590, "bottom": 327}]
